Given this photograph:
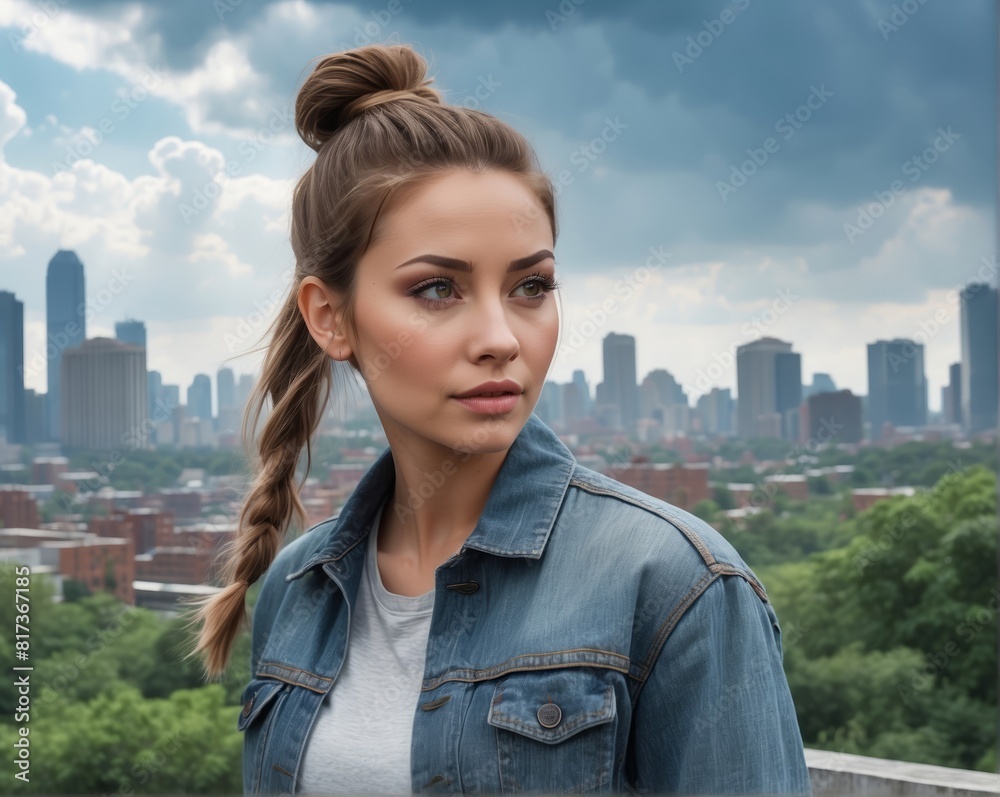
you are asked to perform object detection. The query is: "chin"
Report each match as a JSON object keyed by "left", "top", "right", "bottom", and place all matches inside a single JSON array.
[{"left": 442, "top": 413, "right": 524, "bottom": 456}]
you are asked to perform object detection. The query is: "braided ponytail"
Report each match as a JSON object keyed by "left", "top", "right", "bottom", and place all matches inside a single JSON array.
[{"left": 185, "top": 290, "right": 333, "bottom": 677}]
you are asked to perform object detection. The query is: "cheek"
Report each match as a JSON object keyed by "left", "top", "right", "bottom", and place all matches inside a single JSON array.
[
  {"left": 522, "top": 310, "right": 560, "bottom": 359},
  {"left": 363, "top": 317, "right": 454, "bottom": 388}
]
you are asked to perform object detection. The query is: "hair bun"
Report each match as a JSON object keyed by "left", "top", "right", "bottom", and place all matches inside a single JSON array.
[{"left": 295, "top": 44, "right": 442, "bottom": 152}]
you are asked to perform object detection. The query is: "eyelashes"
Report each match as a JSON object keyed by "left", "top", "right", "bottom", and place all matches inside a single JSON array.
[{"left": 407, "top": 271, "right": 563, "bottom": 309}]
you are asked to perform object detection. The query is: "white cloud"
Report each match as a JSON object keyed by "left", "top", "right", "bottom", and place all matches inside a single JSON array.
[
  {"left": 0, "top": 81, "right": 27, "bottom": 154},
  {"left": 0, "top": 2, "right": 147, "bottom": 74},
  {"left": 152, "top": 39, "right": 273, "bottom": 138},
  {"left": 0, "top": 83, "right": 294, "bottom": 395}
]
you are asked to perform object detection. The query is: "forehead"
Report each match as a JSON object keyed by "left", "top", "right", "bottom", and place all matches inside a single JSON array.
[{"left": 378, "top": 169, "right": 551, "bottom": 243}]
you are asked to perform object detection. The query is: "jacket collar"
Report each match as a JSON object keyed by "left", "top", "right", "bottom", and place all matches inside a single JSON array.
[{"left": 285, "top": 412, "right": 577, "bottom": 581}]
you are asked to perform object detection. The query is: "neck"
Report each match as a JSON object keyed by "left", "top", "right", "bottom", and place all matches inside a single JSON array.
[{"left": 379, "top": 436, "right": 510, "bottom": 566}]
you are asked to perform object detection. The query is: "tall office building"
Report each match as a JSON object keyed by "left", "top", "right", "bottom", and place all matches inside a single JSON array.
[
  {"left": 23, "top": 389, "right": 46, "bottom": 444},
  {"left": 187, "top": 374, "right": 213, "bottom": 421},
  {"left": 942, "top": 362, "right": 962, "bottom": 426},
  {"left": 599, "top": 332, "right": 639, "bottom": 427},
  {"left": 802, "top": 373, "right": 837, "bottom": 400},
  {"left": 536, "top": 380, "right": 562, "bottom": 426},
  {"left": 161, "top": 384, "right": 180, "bottom": 409},
  {"left": 115, "top": 319, "right": 146, "bottom": 349},
  {"left": 736, "top": 337, "right": 802, "bottom": 440},
  {"left": 561, "top": 381, "right": 588, "bottom": 423},
  {"left": 217, "top": 367, "right": 236, "bottom": 414},
  {"left": 237, "top": 373, "right": 254, "bottom": 412},
  {"left": 46, "top": 250, "right": 86, "bottom": 441},
  {"left": 571, "top": 370, "right": 591, "bottom": 416},
  {"left": 160, "top": 383, "right": 181, "bottom": 442},
  {"left": 802, "top": 389, "right": 863, "bottom": 444},
  {"left": 640, "top": 368, "right": 689, "bottom": 434},
  {"left": 959, "top": 283, "right": 998, "bottom": 433},
  {"left": 0, "top": 291, "right": 26, "bottom": 444},
  {"left": 61, "top": 338, "right": 147, "bottom": 451},
  {"left": 147, "top": 370, "right": 163, "bottom": 421},
  {"left": 696, "top": 387, "right": 734, "bottom": 436},
  {"left": 867, "top": 339, "right": 928, "bottom": 439}
]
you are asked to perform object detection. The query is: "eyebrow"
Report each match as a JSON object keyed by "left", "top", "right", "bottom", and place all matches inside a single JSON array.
[{"left": 395, "top": 249, "right": 555, "bottom": 273}]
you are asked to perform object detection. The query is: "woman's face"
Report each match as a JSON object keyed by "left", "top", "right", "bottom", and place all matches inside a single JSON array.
[{"left": 330, "top": 168, "right": 559, "bottom": 457}]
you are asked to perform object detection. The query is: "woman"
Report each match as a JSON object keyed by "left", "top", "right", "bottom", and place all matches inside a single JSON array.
[{"left": 190, "top": 42, "right": 813, "bottom": 795}]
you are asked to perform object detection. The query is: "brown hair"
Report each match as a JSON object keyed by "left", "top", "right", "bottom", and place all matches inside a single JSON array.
[{"left": 185, "top": 42, "right": 558, "bottom": 677}]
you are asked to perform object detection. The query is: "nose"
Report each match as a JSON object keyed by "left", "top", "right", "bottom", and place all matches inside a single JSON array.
[{"left": 467, "top": 296, "right": 520, "bottom": 363}]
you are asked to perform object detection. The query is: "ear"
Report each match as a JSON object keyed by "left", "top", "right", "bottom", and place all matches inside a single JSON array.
[{"left": 297, "top": 276, "right": 354, "bottom": 362}]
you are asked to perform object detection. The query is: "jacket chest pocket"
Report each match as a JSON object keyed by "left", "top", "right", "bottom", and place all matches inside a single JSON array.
[
  {"left": 238, "top": 677, "right": 290, "bottom": 794},
  {"left": 486, "top": 667, "right": 618, "bottom": 793}
]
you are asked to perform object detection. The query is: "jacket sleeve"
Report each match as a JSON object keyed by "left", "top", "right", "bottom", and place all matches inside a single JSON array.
[{"left": 631, "top": 573, "right": 813, "bottom": 795}]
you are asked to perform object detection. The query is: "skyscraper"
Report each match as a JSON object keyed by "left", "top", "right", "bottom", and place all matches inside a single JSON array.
[
  {"left": 561, "top": 381, "right": 588, "bottom": 423},
  {"left": 696, "top": 387, "right": 734, "bottom": 436},
  {"left": 571, "top": 369, "right": 591, "bottom": 416},
  {"left": 187, "top": 374, "right": 213, "bottom": 422},
  {"left": 803, "top": 389, "right": 863, "bottom": 444},
  {"left": 23, "top": 389, "right": 46, "bottom": 444},
  {"left": 942, "top": 362, "right": 962, "bottom": 426},
  {"left": 0, "top": 291, "right": 26, "bottom": 444},
  {"left": 802, "top": 372, "right": 837, "bottom": 400},
  {"left": 774, "top": 350, "right": 802, "bottom": 438},
  {"left": 640, "top": 369, "right": 689, "bottom": 434},
  {"left": 959, "top": 283, "right": 998, "bottom": 433},
  {"left": 237, "top": 373, "right": 254, "bottom": 412},
  {"left": 46, "top": 250, "right": 86, "bottom": 441},
  {"left": 736, "top": 337, "right": 802, "bottom": 439},
  {"left": 867, "top": 339, "right": 928, "bottom": 439},
  {"left": 217, "top": 367, "right": 236, "bottom": 414},
  {"left": 115, "top": 319, "right": 147, "bottom": 349},
  {"left": 147, "top": 370, "right": 163, "bottom": 419},
  {"left": 600, "top": 332, "right": 639, "bottom": 427},
  {"left": 61, "top": 338, "right": 147, "bottom": 451}
]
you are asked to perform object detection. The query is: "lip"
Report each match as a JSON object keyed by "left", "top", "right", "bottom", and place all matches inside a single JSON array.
[
  {"left": 453, "top": 394, "right": 520, "bottom": 415},
  {"left": 453, "top": 379, "right": 523, "bottom": 399}
]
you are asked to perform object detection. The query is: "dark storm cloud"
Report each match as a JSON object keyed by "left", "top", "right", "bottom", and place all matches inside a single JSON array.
[
  {"left": 49, "top": 0, "right": 994, "bottom": 259},
  {"left": 60, "top": 0, "right": 993, "bottom": 195}
]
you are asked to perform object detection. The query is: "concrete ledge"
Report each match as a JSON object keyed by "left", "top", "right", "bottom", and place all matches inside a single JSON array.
[{"left": 806, "top": 748, "right": 1000, "bottom": 796}]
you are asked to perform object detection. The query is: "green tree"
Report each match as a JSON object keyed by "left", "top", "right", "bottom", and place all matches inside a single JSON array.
[{"left": 1, "top": 685, "right": 242, "bottom": 794}]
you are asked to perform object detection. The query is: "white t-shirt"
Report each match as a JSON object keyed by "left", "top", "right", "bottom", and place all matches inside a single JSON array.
[{"left": 297, "top": 498, "right": 435, "bottom": 794}]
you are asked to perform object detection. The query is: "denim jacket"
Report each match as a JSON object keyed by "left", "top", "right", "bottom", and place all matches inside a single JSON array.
[{"left": 241, "top": 413, "right": 813, "bottom": 795}]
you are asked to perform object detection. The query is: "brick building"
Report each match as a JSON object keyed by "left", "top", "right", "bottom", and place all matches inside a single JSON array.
[
  {"left": 136, "top": 546, "right": 218, "bottom": 585},
  {"left": 90, "top": 508, "right": 173, "bottom": 556},
  {"left": 0, "top": 486, "right": 40, "bottom": 529},
  {"left": 606, "top": 462, "right": 710, "bottom": 510},
  {"left": 51, "top": 536, "right": 135, "bottom": 603},
  {"left": 851, "top": 486, "right": 917, "bottom": 512}
]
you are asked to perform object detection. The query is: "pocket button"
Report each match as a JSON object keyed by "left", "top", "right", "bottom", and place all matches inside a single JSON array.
[
  {"left": 536, "top": 701, "right": 562, "bottom": 728},
  {"left": 242, "top": 695, "right": 254, "bottom": 717}
]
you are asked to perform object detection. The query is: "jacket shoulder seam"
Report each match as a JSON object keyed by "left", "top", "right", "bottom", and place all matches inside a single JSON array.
[
  {"left": 567, "top": 473, "right": 770, "bottom": 602},
  {"left": 635, "top": 570, "right": 720, "bottom": 685},
  {"left": 633, "top": 569, "right": 771, "bottom": 707},
  {"left": 567, "top": 474, "right": 718, "bottom": 568}
]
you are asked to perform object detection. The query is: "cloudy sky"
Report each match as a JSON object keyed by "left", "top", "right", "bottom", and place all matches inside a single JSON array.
[{"left": 0, "top": 0, "right": 995, "bottom": 415}]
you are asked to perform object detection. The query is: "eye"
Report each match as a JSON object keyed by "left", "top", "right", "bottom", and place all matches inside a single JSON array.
[
  {"left": 513, "top": 273, "right": 562, "bottom": 302},
  {"left": 407, "top": 277, "right": 460, "bottom": 308}
]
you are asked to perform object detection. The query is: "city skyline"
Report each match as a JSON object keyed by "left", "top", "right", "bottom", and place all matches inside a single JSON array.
[
  {"left": 6, "top": 248, "right": 995, "bottom": 450},
  {"left": 0, "top": 2, "right": 995, "bottom": 414},
  {"left": 8, "top": 246, "right": 998, "bottom": 421}
]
